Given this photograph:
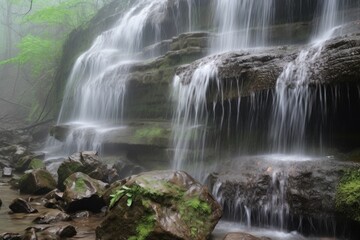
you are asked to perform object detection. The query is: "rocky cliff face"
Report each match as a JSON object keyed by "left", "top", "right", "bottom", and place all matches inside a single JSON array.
[{"left": 54, "top": 0, "right": 360, "bottom": 120}]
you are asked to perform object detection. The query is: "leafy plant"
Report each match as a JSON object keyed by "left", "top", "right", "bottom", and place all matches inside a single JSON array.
[{"left": 109, "top": 185, "right": 134, "bottom": 208}]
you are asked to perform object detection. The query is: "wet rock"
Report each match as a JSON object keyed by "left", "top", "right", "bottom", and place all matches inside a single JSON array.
[
  {"left": 56, "top": 225, "right": 77, "bottom": 238},
  {"left": 16, "top": 156, "right": 45, "bottom": 172},
  {"left": 176, "top": 34, "right": 360, "bottom": 101},
  {"left": 43, "top": 199, "right": 63, "bottom": 211},
  {"left": 0, "top": 232, "right": 22, "bottom": 240},
  {"left": 2, "top": 167, "right": 13, "bottom": 177},
  {"left": 112, "top": 159, "right": 145, "bottom": 180},
  {"left": 63, "top": 172, "right": 107, "bottom": 213},
  {"left": 23, "top": 227, "right": 38, "bottom": 240},
  {"left": 9, "top": 198, "right": 38, "bottom": 214},
  {"left": 57, "top": 151, "right": 106, "bottom": 190},
  {"left": 223, "top": 232, "right": 263, "bottom": 240},
  {"left": 33, "top": 209, "right": 71, "bottom": 224},
  {"left": 19, "top": 169, "right": 57, "bottom": 195},
  {"left": 210, "top": 156, "right": 360, "bottom": 223},
  {"left": 96, "top": 170, "right": 222, "bottom": 240},
  {"left": 0, "top": 198, "right": 2, "bottom": 207}
]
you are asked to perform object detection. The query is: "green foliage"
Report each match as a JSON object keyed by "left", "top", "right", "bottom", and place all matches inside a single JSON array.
[
  {"left": 185, "top": 198, "right": 212, "bottom": 214},
  {"left": 336, "top": 169, "right": 360, "bottom": 222},
  {"left": 128, "top": 215, "right": 155, "bottom": 240},
  {"left": 0, "top": 35, "right": 61, "bottom": 76},
  {"left": 109, "top": 185, "right": 134, "bottom": 208}
]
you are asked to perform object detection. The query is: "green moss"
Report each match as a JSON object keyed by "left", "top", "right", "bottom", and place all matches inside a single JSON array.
[
  {"left": 28, "top": 159, "right": 45, "bottom": 170},
  {"left": 134, "top": 127, "right": 165, "bottom": 141},
  {"left": 74, "top": 178, "right": 86, "bottom": 192},
  {"left": 129, "top": 214, "right": 155, "bottom": 240},
  {"left": 336, "top": 169, "right": 360, "bottom": 222},
  {"left": 179, "top": 197, "right": 212, "bottom": 237}
]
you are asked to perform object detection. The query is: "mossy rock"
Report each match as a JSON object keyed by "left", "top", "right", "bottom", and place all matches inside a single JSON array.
[
  {"left": 19, "top": 169, "right": 57, "bottom": 195},
  {"left": 63, "top": 172, "right": 107, "bottom": 213},
  {"left": 28, "top": 159, "right": 45, "bottom": 170},
  {"left": 336, "top": 169, "right": 360, "bottom": 222},
  {"left": 57, "top": 160, "right": 83, "bottom": 191},
  {"left": 96, "top": 170, "right": 222, "bottom": 240}
]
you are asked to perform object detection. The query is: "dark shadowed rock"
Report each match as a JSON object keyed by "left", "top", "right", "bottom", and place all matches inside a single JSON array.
[
  {"left": 63, "top": 172, "right": 107, "bottom": 213},
  {"left": 19, "top": 169, "right": 57, "bottom": 195},
  {"left": 96, "top": 170, "right": 222, "bottom": 240},
  {"left": 9, "top": 198, "right": 38, "bottom": 214},
  {"left": 57, "top": 225, "right": 77, "bottom": 238}
]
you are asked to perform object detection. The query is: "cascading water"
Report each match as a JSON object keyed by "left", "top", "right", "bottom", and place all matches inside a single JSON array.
[
  {"left": 172, "top": 0, "right": 274, "bottom": 177},
  {"left": 211, "top": 0, "right": 274, "bottom": 52},
  {"left": 172, "top": 61, "right": 220, "bottom": 180},
  {"left": 45, "top": 0, "right": 196, "bottom": 159},
  {"left": 172, "top": 0, "right": 358, "bottom": 237},
  {"left": 270, "top": 0, "right": 342, "bottom": 154}
]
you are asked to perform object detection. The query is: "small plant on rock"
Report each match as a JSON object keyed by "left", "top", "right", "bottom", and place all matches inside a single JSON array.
[{"left": 109, "top": 186, "right": 133, "bottom": 208}]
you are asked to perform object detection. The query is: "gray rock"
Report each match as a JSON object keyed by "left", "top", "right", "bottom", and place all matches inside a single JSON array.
[
  {"left": 3, "top": 167, "right": 12, "bottom": 177},
  {"left": 9, "top": 198, "right": 38, "bottom": 214},
  {"left": 63, "top": 172, "right": 107, "bottom": 213},
  {"left": 19, "top": 169, "right": 57, "bottom": 195}
]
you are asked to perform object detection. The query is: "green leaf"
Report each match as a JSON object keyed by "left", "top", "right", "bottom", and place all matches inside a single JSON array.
[{"left": 127, "top": 198, "right": 133, "bottom": 207}]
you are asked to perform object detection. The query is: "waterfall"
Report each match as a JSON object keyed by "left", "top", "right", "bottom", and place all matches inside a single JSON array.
[
  {"left": 172, "top": 62, "right": 220, "bottom": 180},
  {"left": 211, "top": 0, "right": 274, "bottom": 52},
  {"left": 171, "top": 0, "right": 274, "bottom": 175},
  {"left": 46, "top": 0, "right": 196, "bottom": 158},
  {"left": 270, "top": 0, "right": 342, "bottom": 154}
]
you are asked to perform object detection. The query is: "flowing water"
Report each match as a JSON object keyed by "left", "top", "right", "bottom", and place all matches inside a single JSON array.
[
  {"left": 211, "top": 0, "right": 274, "bottom": 52},
  {"left": 34, "top": 0, "right": 360, "bottom": 238},
  {"left": 45, "top": 0, "right": 196, "bottom": 159},
  {"left": 270, "top": 0, "right": 342, "bottom": 154},
  {"left": 171, "top": 0, "right": 355, "bottom": 236}
]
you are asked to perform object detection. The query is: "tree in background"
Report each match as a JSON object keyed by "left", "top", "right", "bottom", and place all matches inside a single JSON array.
[{"left": 0, "top": 0, "right": 110, "bottom": 126}]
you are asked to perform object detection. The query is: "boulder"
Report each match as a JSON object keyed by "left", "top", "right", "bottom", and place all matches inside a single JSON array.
[
  {"left": 15, "top": 156, "right": 45, "bottom": 172},
  {"left": 96, "top": 170, "right": 222, "bottom": 240},
  {"left": 0, "top": 198, "right": 2, "bottom": 207},
  {"left": 57, "top": 151, "right": 107, "bottom": 190},
  {"left": 63, "top": 172, "right": 107, "bottom": 213},
  {"left": 9, "top": 198, "right": 38, "bottom": 214},
  {"left": 19, "top": 169, "right": 57, "bottom": 195}
]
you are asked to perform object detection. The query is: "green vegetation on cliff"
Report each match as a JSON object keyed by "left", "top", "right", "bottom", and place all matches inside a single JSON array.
[{"left": 336, "top": 169, "right": 360, "bottom": 222}]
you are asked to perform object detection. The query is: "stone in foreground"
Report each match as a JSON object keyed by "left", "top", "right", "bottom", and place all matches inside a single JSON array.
[{"left": 96, "top": 170, "right": 222, "bottom": 240}]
